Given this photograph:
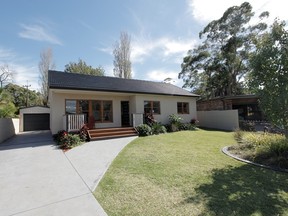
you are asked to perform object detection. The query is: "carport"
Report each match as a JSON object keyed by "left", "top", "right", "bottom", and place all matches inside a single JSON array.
[{"left": 20, "top": 106, "right": 50, "bottom": 132}]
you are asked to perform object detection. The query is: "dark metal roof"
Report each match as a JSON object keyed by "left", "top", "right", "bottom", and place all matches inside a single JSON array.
[{"left": 48, "top": 70, "right": 198, "bottom": 97}]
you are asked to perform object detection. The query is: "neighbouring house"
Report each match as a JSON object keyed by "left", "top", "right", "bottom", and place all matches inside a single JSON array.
[
  {"left": 197, "top": 95, "right": 265, "bottom": 121},
  {"left": 48, "top": 70, "right": 199, "bottom": 135}
]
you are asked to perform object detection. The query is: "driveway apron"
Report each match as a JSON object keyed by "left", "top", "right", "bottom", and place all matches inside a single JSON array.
[{"left": 0, "top": 131, "right": 136, "bottom": 216}]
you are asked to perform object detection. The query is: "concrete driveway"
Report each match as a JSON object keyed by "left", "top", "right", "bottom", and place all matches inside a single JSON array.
[{"left": 0, "top": 131, "right": 137, "bottom": 216}]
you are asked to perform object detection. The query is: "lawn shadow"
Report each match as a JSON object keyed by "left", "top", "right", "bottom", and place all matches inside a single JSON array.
[{"left": 185, "top": 164, "right": 288, "bottom": 216}]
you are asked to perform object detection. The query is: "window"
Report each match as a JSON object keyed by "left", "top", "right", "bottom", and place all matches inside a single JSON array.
[
  {"left": 92, "top": 100, "right": 113, "bottom": 122},
  {"left": 177, "top": 102, "right": 189, "bottom": 114},
  {"left": 65, "top": 100, "right": 76, "bottom": 114},
  {"left": 144, "top": 101, "right": 160, "bottom": 114},
  {"left": 65, "top": 100, "right": 113, "bottom": 123}
]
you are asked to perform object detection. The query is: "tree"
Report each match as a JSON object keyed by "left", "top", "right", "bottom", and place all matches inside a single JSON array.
[
  {"left": 0, "top": 64, "right": 13, "bottom": 88},
  {"left": 179, "top": 2, "right": 269, "bottom": 98},
  {"left": 113, "top": 32, "right": 132, "bottom": 79},
  {"left": 249, "top": 20, "right": 288, "bottom": 137},
  {"left": 64, "top": 59, "right": 105, "bottom": 76},
  {"left": 3, "top": 83, "right": 42, "bottom": 111},
  {"left": 0, "top": 89, "right": 16, "bottom": 118},
  {"left": 39, "top": 48, "right": 55, "bottom": 105}
]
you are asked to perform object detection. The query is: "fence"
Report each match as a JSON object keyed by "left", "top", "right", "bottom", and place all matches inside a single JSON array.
[
  {"left": 197, "top": 110, "right": 239, "bottom": 131},
  {"left": 63, "top": 114, "right": 85, "bottom": 132},
  {"left": 0, "top": 118, "right": 19, "bottom": 143}
]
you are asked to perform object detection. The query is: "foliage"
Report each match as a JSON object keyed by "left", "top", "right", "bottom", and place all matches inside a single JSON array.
[
  {"left": 0, "top": 89, "right": 17, "bottom": 117},
  {"left": 239, "top": 120, "right": 255, "bottom": 131},
  {"left": 179, "top": 2, "right": 269, "bottom": 98},
  {"left": 64, "top": 59, "right": 105, "bottom": 76},
  {"left": 136, "top": 124, "right": 152, "bottom": 136},
  {"left": 3, "top": 83, "right": 43, "bottom": 112},
  {"left": 168, "top": 114, "right": 183, "bottom": 132},
  {"left": 151, "top": 122, "right": 167, "bottom": 135},
  {"left": 249, "top": 20, "right": 288, "bottom": 137},
  {"left": 231, "top": 131, "right": 288, "bottom": 169},
  {"left": 168, "top": 114, "right": 183, "bottom": 125},
  {"left": 233, "top": 128, "right": 244, "bottom": 142},
  {"left": 53, "top": 130, "right": 82, "bottom": 149},
  {"left": 95, "top": 130, "right": 288, "bottom": 216},
  {"left": 113, "top": 32, "right": 132, "bottom": 79},
  {"left": 179, "top": 122, "right": 197, "bottom": 131},
  {"left": 39, "top": 48, "right": 55, "bottom": 105}
]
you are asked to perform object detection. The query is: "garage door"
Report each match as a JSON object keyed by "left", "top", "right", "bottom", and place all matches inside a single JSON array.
[{"left": 23, "top": 114, "right": 50, "bottom": 131}]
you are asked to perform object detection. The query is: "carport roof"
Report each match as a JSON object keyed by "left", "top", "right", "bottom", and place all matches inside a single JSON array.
[{"left": 48, "top": 70, "right": 199, "bottom": 97}]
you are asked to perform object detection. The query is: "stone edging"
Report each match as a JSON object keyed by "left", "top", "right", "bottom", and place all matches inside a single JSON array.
[{"left": 222, "top": 146, "right": 288, "bottom": 174}]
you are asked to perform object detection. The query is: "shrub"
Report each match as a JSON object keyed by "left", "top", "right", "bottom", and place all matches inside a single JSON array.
[
  {"left": 53, "top": 130, "right": 82, "bottom": 149},
  {"left": 179, "top": 123, "right": 197, "bottom": 131},
  {"left": 168, "top": 114, "right": 183, "bottom": 124},
  {"left": 233, "top": 131, "right": 288, "bottom": 169},
  {"left": 136, "top": 124, "right": 152, "bottom": 136},
  {"left": 239, "top": 120, "right": 255, "bottom": 131},
  {"left": 169, "top": 114, "right": 183, "bottom": 132},
  {"left": 233, "top": 128, "right": 244, "bottom": 142},
  {"left": 151, "top": 122, "right": 167, "bottom": 135}
]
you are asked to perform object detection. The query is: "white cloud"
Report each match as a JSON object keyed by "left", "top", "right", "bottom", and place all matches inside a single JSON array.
[
  {"left": 146, "top": 69, "right": 183, "bottom": 87},
  {"left": 19, "top": 23, "right": 62, "bottom": 45},
  {"left": 131, "top": 36, "right": 196, "bottom": 63},
  {"left": 0, "top": 49, "right": 40, "bottom": 90},
  {"left": 188, "top": 0, "right": 288, "bottom": 24}
]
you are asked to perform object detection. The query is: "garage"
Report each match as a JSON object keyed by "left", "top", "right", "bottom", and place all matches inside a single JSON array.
[
  {"left": 20, "top": 106, "right": 50, "bottom": 132},
  {"left": 23, "top": 113, "right": 50, "bottom": 131}
]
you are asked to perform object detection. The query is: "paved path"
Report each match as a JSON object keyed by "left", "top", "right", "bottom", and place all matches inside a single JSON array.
[{"left": 0, "top": 131, "right": 137, "bottom": 216}]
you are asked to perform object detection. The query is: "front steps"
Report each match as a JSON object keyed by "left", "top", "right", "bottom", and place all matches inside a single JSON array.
[{"left": 87, "top": 127, "right": 138, "bottom": 140}]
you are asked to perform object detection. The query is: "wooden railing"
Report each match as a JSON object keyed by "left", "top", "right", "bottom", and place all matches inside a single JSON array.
[{"left": 64, "top": 114, "right": 85, "bottom": 132}]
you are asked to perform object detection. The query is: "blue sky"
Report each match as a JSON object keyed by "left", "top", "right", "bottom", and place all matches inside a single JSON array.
[{"left": 1, "top": 0, "right": 287, "bottom": 91}]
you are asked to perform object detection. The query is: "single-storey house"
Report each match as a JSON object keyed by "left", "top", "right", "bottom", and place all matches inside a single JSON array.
[{"left": 48, "top": 70, "right": 199, "bottom": 135}]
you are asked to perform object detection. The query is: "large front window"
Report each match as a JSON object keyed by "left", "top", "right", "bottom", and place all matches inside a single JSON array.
[
  {"left": 144, "top": 101, "right": 160, "bottom": 114},
  {"left": 65, "top": 99, "right": 113, "bottom": 123},
  {"left": 92, "top": 100, "right": 113, "bottom": 122}
]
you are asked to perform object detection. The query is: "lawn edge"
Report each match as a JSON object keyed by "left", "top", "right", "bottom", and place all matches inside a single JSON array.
[{"left": 222, "top": 146, "right": 288, "bottom": 174}]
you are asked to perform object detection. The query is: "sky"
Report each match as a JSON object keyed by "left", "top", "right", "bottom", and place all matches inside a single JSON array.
[{"left": 1, "top": 0, "right": 288, "bottom": 91}]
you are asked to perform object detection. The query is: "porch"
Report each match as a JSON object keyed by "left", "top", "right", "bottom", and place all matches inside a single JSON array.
[{"left": 63, "top": 114, "right": 142, "bottom": 140}]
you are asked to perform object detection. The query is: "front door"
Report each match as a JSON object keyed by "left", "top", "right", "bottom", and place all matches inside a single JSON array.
[{"left": 121, "top": 101, "right": 130, "bottom": 127}]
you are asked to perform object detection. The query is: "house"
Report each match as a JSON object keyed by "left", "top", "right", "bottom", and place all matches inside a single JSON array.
[
  {"left": 197, "top": 95, "right": 265, "bottom": 121},
  {"left": 48, "top": 70, "right": 199, "bottom": 136}
]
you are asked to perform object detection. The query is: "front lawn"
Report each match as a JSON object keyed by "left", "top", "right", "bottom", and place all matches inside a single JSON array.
[{"left": 94, "top": 130, "right": 288, "bottom": 216}]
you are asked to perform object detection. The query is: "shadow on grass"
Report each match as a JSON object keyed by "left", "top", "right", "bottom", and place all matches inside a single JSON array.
[{"left": 185, "top": 165, "right": 288, "bottom": 216}]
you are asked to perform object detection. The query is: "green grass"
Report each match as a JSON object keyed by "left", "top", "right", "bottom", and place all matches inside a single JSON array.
[{"left": 94, "top": 130, "right": 288, "bottom": 216}]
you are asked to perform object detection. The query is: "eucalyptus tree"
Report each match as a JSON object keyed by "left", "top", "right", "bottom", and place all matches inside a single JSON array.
[{"left": 179, "top": 2, "right": 269, "bottom": 98}]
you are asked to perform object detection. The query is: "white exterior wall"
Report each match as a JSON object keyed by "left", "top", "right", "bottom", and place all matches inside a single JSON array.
[
  {"left": 0, "top": 118, "right": 19, "bottom": 143},
  {"left": 19, "top": 106, "right": 50, "bottom": 132},
  {"left": 49, "top": 89, "right": 198, "bottom": 134},
  {"left": 133, "top": 94, "right": 197, "bottom": 125},
  {"left": 197, "top": 110, "right": 239, "bottom": 131}
]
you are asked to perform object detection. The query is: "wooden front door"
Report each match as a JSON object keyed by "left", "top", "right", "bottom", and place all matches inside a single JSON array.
[{"left": 121, "top": 101, "right": 130, "bottom": 126}]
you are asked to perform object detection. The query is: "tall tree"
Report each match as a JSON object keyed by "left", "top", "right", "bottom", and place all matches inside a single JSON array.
[
  {"left": 64, "top": 59, "right": 105, "bottom": 76},
  {"left": 249, "top": 20, "right": 288, "bottom": 137},
  {"left": 39, "top": 48, "right": 55, "bottom": 105},
  {"left": 0, "top": 64, "right": 14, "bottom": 88},
  {"left": 179, "top": 2, "right": 269, "bottom": 99},
  {"left": 113, "top": 32, "right": 132, "bottom": 79}
]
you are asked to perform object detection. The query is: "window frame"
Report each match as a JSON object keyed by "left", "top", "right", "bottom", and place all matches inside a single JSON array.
[
  {"left": 177, "top": 102, "right": 189, "bottom": 114},
  {"left": 144, "top": 100, "right": 161, "bottom": 115}
]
